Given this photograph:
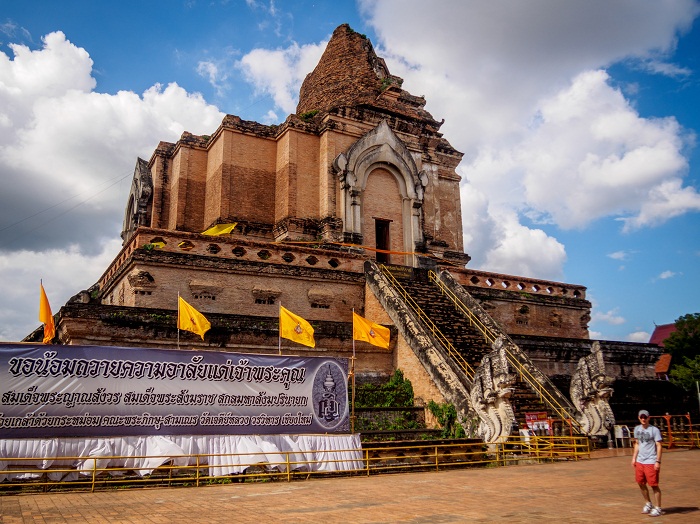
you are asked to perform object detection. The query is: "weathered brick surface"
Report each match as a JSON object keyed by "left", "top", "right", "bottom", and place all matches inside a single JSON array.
[
  {"left": 361, "top": 167, "right": 405, "bottom": 262},
  {"left": 297, "top": 24, "right": 384, "bottom": 116},
  {"left": 134, "top": 23, "right": 464, "bottom": 253},
  {"left": 395, "top": 335, "right": 446, "bottom": 406},
  {"left": 451, "top": 267, "right": 591, "bottom": 339}
]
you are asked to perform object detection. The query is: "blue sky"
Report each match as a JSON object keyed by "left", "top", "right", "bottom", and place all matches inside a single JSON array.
[{"left": 1, "top": 0, "right": 699, "bottom": 343}]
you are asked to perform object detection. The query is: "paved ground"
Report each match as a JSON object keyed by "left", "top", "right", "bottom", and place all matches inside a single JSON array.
[{"left": 1, "top": 448, "right": 698, "bottom": 523}]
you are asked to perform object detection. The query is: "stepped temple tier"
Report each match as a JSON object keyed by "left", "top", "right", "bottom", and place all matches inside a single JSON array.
[{"left": 24, "top": 24, "right": 679, "bottom": 442}]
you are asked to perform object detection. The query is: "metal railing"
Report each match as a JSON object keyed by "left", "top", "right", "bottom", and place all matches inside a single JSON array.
[
  {"left": 649, "top": 414, "right": 699, "bottom": 449},
  {"left": 0, "top": 436, "right": 590, "bottom": 493},
  {"left": 378, "top": 265, "right": 475, "bottom": 379},
  {"left": 426, "top": 270, "right": 583, "bottom": 433}
]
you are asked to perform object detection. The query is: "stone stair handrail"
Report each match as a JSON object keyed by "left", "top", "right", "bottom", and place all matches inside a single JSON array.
[{"left": 430, "top": 269, "right": 583, "bottom": 433}]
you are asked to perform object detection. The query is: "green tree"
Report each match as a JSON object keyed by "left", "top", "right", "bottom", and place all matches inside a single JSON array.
[
  {"left": 665, "top": 313, "right": 700, "bottom": 391},
  {"left": 669, "top": 355, "right": 700, "bottom": 391},
  {"left": 664, "top": 313, "right": 700, "bottom": 362}
]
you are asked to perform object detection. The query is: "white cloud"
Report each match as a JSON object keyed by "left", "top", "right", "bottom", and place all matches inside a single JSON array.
[
  {"left": 0, "top": 31, "right": 225, "bottom": 340},
  {"left": 0, "top": 31, "right": 224, "bottom": 253},
  {"left": 236, "top": 40, "right": 326, "bottom": 114},
  {"left": 608, "top": 251, "right": 629, "bottom": 261},
  {"left": 627, "top": 331, "right": 651, "bottom": 342},
  {"left": 640, "top": 58, "right": 692, "bottom": 78},
  {"left": 261, "top": 109, "right": 279, "bottom": 125},
  {"left": 592, "top": 308, "right": 626, "bottom": 326},
  {"left": 656, "top": 270, "right": 677, "bottom": 280},
  {"left": 479, "top": 211, "right": 567, "bottom": 280},
  {"left": 619, "top": 178, "right": 700, "bottom": 231},
  {"left": 517, "top": 70, "right": 692, "bottom": 231},
  {"left": 0, "top": 240, "right": 123, "bottom": 341},
  {"left": 216, "top": 2, "right": 699, "bottom": 281},
  {"left": 197, "top": 60, "right": 228, "bottom": 96},
  {"left": 356, "top": 0, "right": 699, "bottom": 279}
]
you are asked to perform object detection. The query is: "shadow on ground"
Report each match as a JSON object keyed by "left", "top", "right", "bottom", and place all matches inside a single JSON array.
[{"left": 662, "top": 506, "right": 699, "bottom": 515}]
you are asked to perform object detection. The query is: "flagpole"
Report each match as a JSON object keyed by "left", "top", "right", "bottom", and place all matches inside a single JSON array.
[
  {"left": 278, "top": 303, "right": 282, "bottom": 356},
  {"left": 177, "top": 292, "right": 180, "bottom": 350},
  {"left": 351, "top": 309, "right": 356, "bottom": 434}
]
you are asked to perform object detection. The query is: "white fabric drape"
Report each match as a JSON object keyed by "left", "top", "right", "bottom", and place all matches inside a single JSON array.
[{"left": 0, "top": 434, "right": 362, "bottom": 481}]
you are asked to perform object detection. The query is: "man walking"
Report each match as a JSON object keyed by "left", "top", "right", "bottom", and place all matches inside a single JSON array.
[{"left": 632, "top": 409, "right": 663, "bottom": 517}]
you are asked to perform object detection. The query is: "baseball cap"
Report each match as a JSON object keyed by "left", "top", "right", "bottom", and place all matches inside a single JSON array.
[{"left": 638, "top": 409, "right": 650, "bottom": 418}]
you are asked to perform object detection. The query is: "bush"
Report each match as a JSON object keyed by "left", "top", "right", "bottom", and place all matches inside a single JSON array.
[
  {"left": 354, "top": 369, "right": 414, "bottom": 408},
  {"left": 427, "top": 400, "right": 466, "bottom": 439}
]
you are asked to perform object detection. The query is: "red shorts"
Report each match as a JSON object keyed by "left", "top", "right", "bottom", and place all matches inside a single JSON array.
[{"left": 635, "top": 463, "right": 660, "bottom": 486}]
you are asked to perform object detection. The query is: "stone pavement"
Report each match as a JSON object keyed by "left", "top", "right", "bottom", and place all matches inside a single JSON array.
[{"left": 1, "top": 448, "right": 698, "bottom": 523}]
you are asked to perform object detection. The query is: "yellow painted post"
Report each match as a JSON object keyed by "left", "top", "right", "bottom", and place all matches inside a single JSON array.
[
  {"left": 91, "top": 458, "right": 96, "bottom": 492},
  {"left": 196, "top": 455, "right": 200, "bottom": 487},
  {"left": 365, "top": 449, "right": 370, "bottom": 476},
  {"left": 435, "top": 446, "right": 439, "bottom": 471},
  {"left": 286, "top": 452, "right": 291, "bottom": 482}
]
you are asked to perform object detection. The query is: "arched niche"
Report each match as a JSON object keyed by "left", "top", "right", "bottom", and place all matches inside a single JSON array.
[
  {"left": 333, "top": 121, "right": 427, "bottom": 267},
  {"left": 121, "top": 158, "right": 153, "bottom": 244}
]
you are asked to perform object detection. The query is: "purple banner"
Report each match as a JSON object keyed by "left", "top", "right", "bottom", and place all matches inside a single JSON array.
[{"left": 0, "top": 344, "right": 349, "bottom": 438}]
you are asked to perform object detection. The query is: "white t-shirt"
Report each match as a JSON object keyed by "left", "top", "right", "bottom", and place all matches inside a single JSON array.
[{"left": 634, "top": 424, "right": 662, "bottom": 464}]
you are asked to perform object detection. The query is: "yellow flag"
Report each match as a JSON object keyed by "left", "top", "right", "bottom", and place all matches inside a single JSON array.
[
  {"left": 39, "top": 282, "right": 55, "bottom": 344},
  {"left": 353, "top": 311, "right": 390, "bottom": 349},
  {"left": 178, "top": 296, "right": 211, "bottom": 340},
  {"left": 279, "top": 306, "right": 315, "bottom": 347},
  {"left": 202, "top": 223, "right": 237, "bottom": 236}
]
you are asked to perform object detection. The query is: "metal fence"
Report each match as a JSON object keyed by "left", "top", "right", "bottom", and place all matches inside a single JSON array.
[
  {"left": 648, "top": 414, "right": 699, "bottom": 449},
  {"left": 0, "top": 435, "right": 590, "bottom": 494}
]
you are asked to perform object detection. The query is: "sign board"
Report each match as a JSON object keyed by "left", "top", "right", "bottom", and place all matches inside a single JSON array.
[
  {"left": 0, "top": 344, "right": 349, "bottom": 438},
  {"left": 524, "top": 411, "right": 550, "bottom": 432}
]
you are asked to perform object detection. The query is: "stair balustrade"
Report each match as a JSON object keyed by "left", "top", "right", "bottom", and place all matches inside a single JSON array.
[
  {"left": 378, "top": 265, "right": 475, "bottom": 379},
  {"left": 427, "top": 270, "right": 583, "bottom": 433}
]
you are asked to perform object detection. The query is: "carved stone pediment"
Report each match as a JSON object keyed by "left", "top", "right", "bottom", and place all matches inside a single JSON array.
[
  {"left": 188, "top": 280, "right": 223, "bottom": 296},
  {"left": 127, "top": 270, "right": 156, "bottom": 289},
  {"left": 252, "top": 284, "right": 282, "bottom": 299},
  {"left": 307, "top": 286, "right": 334, "bottom": 306}
]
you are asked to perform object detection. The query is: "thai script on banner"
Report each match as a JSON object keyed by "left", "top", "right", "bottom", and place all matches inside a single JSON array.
[
  {"left": 7, "top": 353, "right": 306, "bottom": 389},
  {"left": 0, "top": 344, "right": 349, "bottom": 439}
]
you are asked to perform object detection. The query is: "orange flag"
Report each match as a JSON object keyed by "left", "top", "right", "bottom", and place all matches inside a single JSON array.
[
  {"left": 279, "top": 306, "right": 315, "bottom": 347},
  {"left": 353, "top": 311, "right": 390, "bottom": 349},
  {"left": 178, "top": 296, "right": 211, "bottom": 340},
  {"left": 39, "top": 282, "right": 55, "bottom": 344}
]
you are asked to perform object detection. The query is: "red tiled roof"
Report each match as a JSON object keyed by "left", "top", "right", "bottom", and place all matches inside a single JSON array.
[
  {"left": 655, "top": 353, "right": 672, "bottom": 374},
  {"left": 649, "top": 323, "right": 676, "bottom": 347}
]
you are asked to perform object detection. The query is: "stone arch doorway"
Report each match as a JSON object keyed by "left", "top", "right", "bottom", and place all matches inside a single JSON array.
[
  {"left": 362, "top": 167, "right": 404, "bottom": 265},
  {"left": 333, "top": 121, "right": 427, "bottom": 267}
]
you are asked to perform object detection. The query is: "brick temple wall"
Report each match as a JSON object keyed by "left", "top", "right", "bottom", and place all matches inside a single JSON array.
[{"left": 449, "top": 267, "right": 591, "bottom": 339}]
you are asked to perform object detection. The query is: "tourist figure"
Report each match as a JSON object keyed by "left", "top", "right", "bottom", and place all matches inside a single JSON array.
[{"left": 631, "top": 409, "right": 663, "bottom": 517}]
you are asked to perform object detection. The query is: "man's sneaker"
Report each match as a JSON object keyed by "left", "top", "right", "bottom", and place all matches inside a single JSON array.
[
  {"left": 649, "top": 507, "right": 663, "bottom": 517},
  {"left": 642, "top": 502, "right": 653, "bottom": 514}
]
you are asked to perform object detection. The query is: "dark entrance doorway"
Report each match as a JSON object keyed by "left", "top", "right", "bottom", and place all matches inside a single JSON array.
[{"left": 375, "top": 219, "right": 391, "bottom": 264}]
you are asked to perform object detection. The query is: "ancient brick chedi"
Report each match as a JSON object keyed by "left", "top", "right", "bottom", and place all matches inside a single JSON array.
[
  {"left": 33, "top": 24, "right": 670, "bottom": 440},
  {"left": 123, "top": 24, "right": 465, "bottom": 267}
]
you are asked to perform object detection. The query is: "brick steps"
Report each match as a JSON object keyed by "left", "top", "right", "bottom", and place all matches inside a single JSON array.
[{"left": 395, "top": 275, "right": 562, "bottom": 430}]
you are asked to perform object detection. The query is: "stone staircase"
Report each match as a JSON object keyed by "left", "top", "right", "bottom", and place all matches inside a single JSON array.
[{"left": 389, "top": 269, "right": 561, "bottom": 431}]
